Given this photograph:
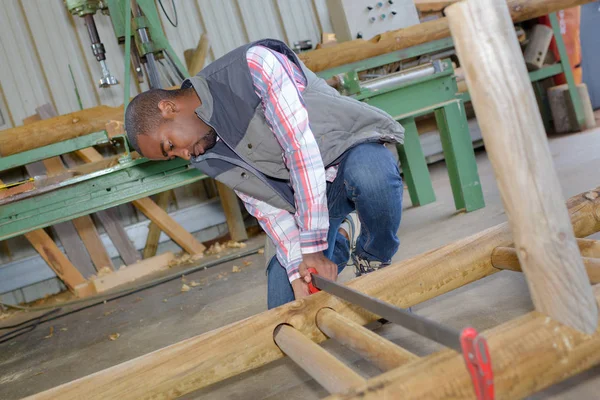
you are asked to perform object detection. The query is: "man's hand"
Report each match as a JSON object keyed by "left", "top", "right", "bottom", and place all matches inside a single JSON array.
[
  {"left": 298, "top": 252, "right": 338, "bottom": 284},
  {"left": 291, "top": 278, "right": 310, "bottom": 300}
]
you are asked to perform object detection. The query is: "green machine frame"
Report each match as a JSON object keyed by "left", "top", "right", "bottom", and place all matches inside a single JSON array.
[{"left": 0, "top": 11, "right": 582, "bottom": 242}]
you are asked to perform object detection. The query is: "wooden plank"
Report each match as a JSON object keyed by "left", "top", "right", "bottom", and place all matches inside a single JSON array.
[
  {"left": 23, "top": 229, "right": 86, "bottom": 292},
  {"left": 578, "top": 238, "right": 600, "bottom": 258},
  {"left": 95, "top": 208, "right": 141, "bottom": 266},
  {"left": 22, "top": 187, "right": 600, "bottom": 400},
  {"left": 326, "top": 284, "right": 600, "bottom": 400},
  {"left": 316, "top": 308, "right": 418, "bottom": 372},
  {"left": 414, "top": 0, "right": 458, "bottom": 13},
  {"left": 446, "top": 0, "right": 597, "bottom": 333},
  {"left": 133, "top": 197, "right": 205, "bottom": 255},
  {"left": 92, "top": 252, "right": 175, "bottom": 293},
  {"left": 297, "top": 0, "right": 595, "bottom": 73},
  {"left": 142, "top": 191, "right": 170, "bottom": 259},
  {"left": 491, "top": 246, "right": 600, "bottom": 284},
  {"left": 216, "top": 182, "right": 248, "bottom": 242},
  {"left": 273, "top": 324, "right": 366, "bottom": 393}
]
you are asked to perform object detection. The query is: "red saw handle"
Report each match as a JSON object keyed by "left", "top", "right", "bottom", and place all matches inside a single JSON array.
[
  {"left": 307, "top": 267, "right": 320, "bottom": 294},
  {"left": 460, "top": 327, "right": 494, "bottom": 400}
]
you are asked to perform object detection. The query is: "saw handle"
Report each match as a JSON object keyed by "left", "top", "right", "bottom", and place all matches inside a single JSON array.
[{"left": 307, "top": 267, "right": 320, "bottom": 294}]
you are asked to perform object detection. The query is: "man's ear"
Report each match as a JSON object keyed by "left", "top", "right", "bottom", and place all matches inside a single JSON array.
[{"left": 157, "top": 99, "right": 177, "bottom": 119}]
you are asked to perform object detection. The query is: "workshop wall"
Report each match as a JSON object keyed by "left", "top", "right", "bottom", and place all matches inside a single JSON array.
[{"left": 0, "top": 0, "right": 332, "bottom": 131}]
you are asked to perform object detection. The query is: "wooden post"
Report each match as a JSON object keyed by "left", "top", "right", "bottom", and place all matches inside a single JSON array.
[
  {"left": 273, "top": 324, "right": 366, "bottom": 393},
  {"left": 446, "top": 0, "right": 597, "bottom": 333},
  {"left": 216, "top": 182, "right": 248, "bottom": 242},
  {"left": 22, "top": 188, "right": 600, "bottom": 400},
  {"left": 316, "top": 308, "right": 418, "bottom": 371}
]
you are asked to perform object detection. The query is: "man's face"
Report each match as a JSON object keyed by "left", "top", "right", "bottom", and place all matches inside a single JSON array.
[{"left": 137, "top": 97, "right": 217, "bottom": 161}]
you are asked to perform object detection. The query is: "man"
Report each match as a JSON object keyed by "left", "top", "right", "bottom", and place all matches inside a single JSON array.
[{"left": 125, "top": 39, "right": 405, "bottom": 309}]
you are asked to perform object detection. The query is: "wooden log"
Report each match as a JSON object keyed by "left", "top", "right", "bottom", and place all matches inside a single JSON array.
[
  {"left": 327, "top": 284, "right": 600, "bottom": 400},
  {"left": 297, "top": 0, "right": 595, "bottom": 73},
  {"left": 491, "top": 246, "right": 600, "bottom": 284},
  {"left": 316, "top": 308, "right": 418, "bottom": 372},
  {"left": 273, "top": 324, "right": 366, "bottom": 393},
  {"left": 578, "top": 238, "right": 600, "bottom": 258},
  {"left": 447, "top": 0, "right": 597, "bottom": 333},
  {"left": 23, "top": 187, "right": 600, "bottom": 400},
  {"left": 0, "top": 105, "right": 123, "bottom": 157}
]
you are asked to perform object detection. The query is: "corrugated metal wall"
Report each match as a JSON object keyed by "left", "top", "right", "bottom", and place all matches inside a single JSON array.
[{"left": 0, "top": 0, "right": 332, "bottom": 130}]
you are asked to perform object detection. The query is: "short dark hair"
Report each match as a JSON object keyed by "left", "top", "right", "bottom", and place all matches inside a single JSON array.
[{"left": 124, "top": 88, "right": 183, "bottom": 156}]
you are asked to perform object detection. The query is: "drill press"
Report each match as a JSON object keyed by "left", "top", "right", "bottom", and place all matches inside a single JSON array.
[{"left": 65, "top": 0, "right": 119, "bottom": 88}]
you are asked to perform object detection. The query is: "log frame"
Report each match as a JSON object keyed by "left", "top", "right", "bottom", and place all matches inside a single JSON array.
[{"left": 23, "top": 187, "right": 600, "bottom": 400}]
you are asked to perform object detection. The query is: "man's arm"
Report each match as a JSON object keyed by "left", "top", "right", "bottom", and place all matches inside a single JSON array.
[{"left": 246, "top": 45, "right": 329, "bottom": 256}]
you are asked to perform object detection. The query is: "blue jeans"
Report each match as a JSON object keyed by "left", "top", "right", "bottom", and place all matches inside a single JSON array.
[{"left": 267, "top": 143, "right": 404, "bottom": 309}]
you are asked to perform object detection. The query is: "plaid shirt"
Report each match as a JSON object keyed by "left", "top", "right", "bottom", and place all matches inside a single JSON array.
[{"left": 235, "top": 45, "right": 338, "bottom": 283}]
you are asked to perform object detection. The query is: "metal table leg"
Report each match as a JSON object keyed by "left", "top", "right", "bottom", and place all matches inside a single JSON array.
[
  {"left": 397, "top": 117, "right": 436, "bottom": 207},
  {"left": 435, "top": 100, "right": 485, "bottom": 212}
]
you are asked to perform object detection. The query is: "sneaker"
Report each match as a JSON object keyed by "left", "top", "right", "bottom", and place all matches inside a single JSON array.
[
  {"left": 340, "top": 211, "right": 361, "bottom": 267},
  {"left": 352, "top": 253, "right": 389, "bottom": 277}
]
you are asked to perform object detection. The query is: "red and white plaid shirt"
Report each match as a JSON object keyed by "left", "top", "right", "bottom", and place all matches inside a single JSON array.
[{"left": 235, "top": 45, "right": 338, "bottom": 283}]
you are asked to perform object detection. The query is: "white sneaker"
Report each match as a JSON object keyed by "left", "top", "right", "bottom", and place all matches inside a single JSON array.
[{"left": 340, "top": 211, "right": 361, "bottom": 267}]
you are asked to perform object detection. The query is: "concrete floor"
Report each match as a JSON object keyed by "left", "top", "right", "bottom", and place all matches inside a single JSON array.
[{"left": 1, "top": 127, "right": 600, "bottom": 399}]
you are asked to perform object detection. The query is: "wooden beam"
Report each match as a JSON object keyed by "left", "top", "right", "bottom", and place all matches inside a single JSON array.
[
  {"left": 92, "top": 251, "right": 175, "bottom": 293},
  {"left": 316, "top": 308, "right": 418, "bottom": 372},
  {"left": 94, "top": 208, "right": 141, "bottom": 266},
  {"left": 133, "top": 197, "right": 205, "bottom": 255},
  {"left": 187, "top": 33, "right": 210, "bottom": 76},
  {"left": 23, "top": 229, "right": 87, "bottom": 293},
  {"left": 216, "top": 182, "right": 248, "bottom": 242},
  {"left": 491, "top": 246, "right": 600, "bottom": 284},
  {"left": 23, "top": 187, "right": 600, "bottom": 400},
  {"left": 274, "top": 324, "right": 366, "bottom": 393},
  {"left": 326, "top": 284, "right": 600, "bottom": 400},
  {"left": 447, "top": 0, "right": 597, "bottom": 333},
  {"left": 297, "top": 0, "right": 595, "bottom": 73},
  {"left": 142, "top": 191, "right": 170, "bottom": 259}
]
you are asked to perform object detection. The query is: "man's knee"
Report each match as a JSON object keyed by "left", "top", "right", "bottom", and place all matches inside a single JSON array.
[{"left": 343, "top": 143, "right": 402, "bottom": 196}]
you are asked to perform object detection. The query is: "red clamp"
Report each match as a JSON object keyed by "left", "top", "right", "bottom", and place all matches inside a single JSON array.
[
  {"left": 307, "top": 267, "right": 320, "bottom": 294},
  {"left": 460, "top": 327, "right": 494, "bottom": 400}
]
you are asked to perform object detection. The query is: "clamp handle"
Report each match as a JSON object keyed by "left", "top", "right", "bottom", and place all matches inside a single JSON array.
[
  {"left": 307, "top": 267, "right": 320, "bottom": 294},
  {"left": 460, "top": 327, "right": 494, "bottom": 400}
]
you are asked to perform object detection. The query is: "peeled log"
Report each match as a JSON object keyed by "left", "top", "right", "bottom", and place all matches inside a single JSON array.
[
  {"left": 328, "top": 284, "right": 600, "bottom": 400},
  {"left": 447, "top": 0, "right": 597, "bottom": 333},
  {"left": 298, "top": 0, "right": 595, "bottom": 73},
  {"left": 0, "top": 105, "right": 123, "bottom": 157},
  {"left": 24, "top": 187, "right": 600, "bottom": 400}
]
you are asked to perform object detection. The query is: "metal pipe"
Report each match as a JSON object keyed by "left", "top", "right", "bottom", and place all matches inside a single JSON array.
[
  {"left": 131, "top": 0, "right": 161, "bottom": 88},
  {"left": 273, "top": 324, "right": 365, "bottom": 393},
  {"left": 360, "top": 64, "right": 435, "bottom": 92},
  {"left": 316, "top": 308, "right": 418, "bottom": 372}
]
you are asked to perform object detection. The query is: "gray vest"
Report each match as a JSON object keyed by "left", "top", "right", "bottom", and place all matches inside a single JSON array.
[{"left": 182, "top": 39, "right": 404, "bottom": 213}]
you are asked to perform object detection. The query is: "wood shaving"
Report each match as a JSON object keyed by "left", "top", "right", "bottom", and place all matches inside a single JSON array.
[
  {"left": 225, "top": 240, "right": 247, "bottom": 249},
  {"left": 60, "top": 327, "right": 68, "bottom": 332},
  {"left": 181, "top": 284, "right": 191, "bottom": 292},
  {"left": 97, "top": 266, "right": 113, "bottom": 277},
  {"left": 109, "top": 333, "right": 120, "bottom": 341},
  {"left": 44, "top": 326, "right": 54, "bottom": 339},
  {"left": 163, "top": 299, "right": 168, "bottom": 303},
  {"left": 232, "top": 266, "right": 241, "bottom": 273},
  {"left": 257, "top": 248, "right": 264, "bottom": 254},
  {"left": 243, "top": 260, "right": 253, "bottom": 267},
  {"left": 189, "top": 281, "right": 201, "bottom": 287}
]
